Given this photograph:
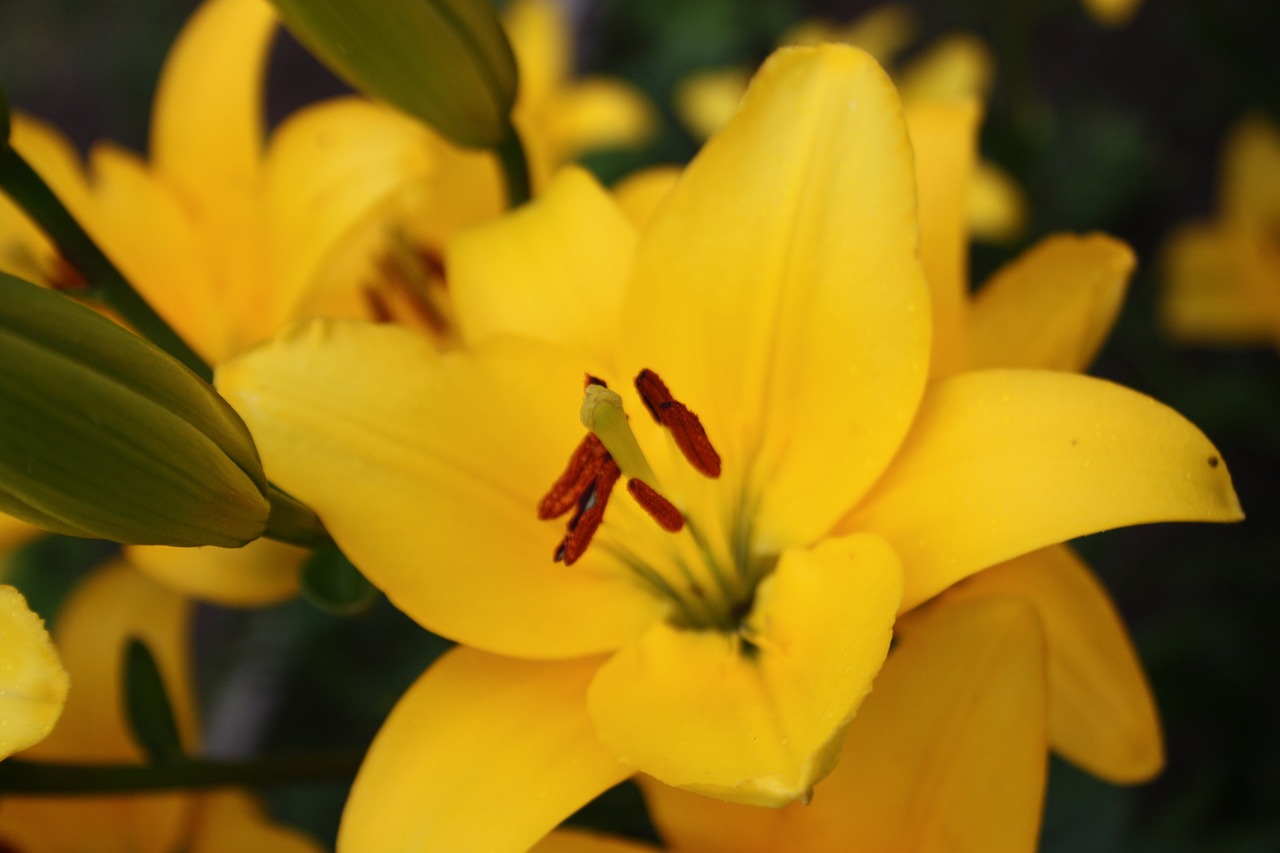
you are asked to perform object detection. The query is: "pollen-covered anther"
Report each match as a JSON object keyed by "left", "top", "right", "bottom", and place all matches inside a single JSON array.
[
  {"left": 555, "top": 456, "right": 622, "bottom": 565},
  {"left": 538, "top": 433, "right": 608, "bottom": 520},
  {"left": 634, "top": 369, "right": 722, "bottom": 478},
  {"left": 627, "top": 478, "right": 685, "bottom": 532}
]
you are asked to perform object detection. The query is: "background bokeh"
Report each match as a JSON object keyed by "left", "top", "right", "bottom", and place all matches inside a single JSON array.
[{"left": 2, "top": 0, "right": 1278, "bottom": 850}]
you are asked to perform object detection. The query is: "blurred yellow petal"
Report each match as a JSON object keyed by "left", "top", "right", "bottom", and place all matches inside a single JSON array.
[
  {"left": 126, "top": 537, "right": 307, "bottom": 607},
  {"left": 674, "top": 68, "right": 750, "bottom": 142},
  {"left": 531, "top": 829, "right": 660, "bottom": 853},
  {"left": 623, "top": 45, "right": 929, "bottom": 548},
  {"left": 945, "top": 546, "right": 1163, "bottom": 783},
  {"left": 217, "top": 322, "right": 664, "bottom": 658},
  {"left": 967, "top": 233, "right": 1134, "bottom": 372},
  {"left": 0, "top": 584, "right": 66, "bottom": 759},
  {"left": 848, "top": 369, "right": 1243, "bottom": 610},
  {"left": 549, "top": 78, "right": 657, "bottom": 159},
  {"left": 1162, "top": 223, "right": 1280, "bottom": 345},
  {"left": 188, "top": 791, "right": 322, "bottom": 853},
  {"left": 1220, "top": 115, "right": 1280, "bottom": 223},
  {"left": 612, "top": 166, "right": 680, "bottom": 232},
  {"left": 339, "top": 647, "right": 629, "bottom": 853},
  {"left": 0, "top": 512, "right": 39, "bottom": 553},
  {"left": 641, "top": 596, "right": 1049, "bottom": 853},
  {"left": 505, "top": 0, "right": 570, "bottom": 110},
  {"left": 450, "top": 167, "right": 634, "bottom": 363},
  {"left": 898, "top": 34, "right": 994, "bottom": 103},
  {"left": 588, "top": 534, "right": 902, "bottom": 806},
  {"left": 785, "top": 6, "right": 917, "bottom": 66},
  {"left": 1083, "top": 0, "right": 1142, "bottom": 27},
  {"left": 906, "top": 99, "right": 979, "bottom": 377},
  {"left": 967, "top": 160, "right": 1027, "bottom": 243}
]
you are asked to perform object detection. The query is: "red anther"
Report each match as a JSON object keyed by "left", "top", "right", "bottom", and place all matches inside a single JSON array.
[
  {"left": 556, "top": 457, "right": 621, "bottom": 565},
  {"left": 634, "top": 369, "right": 673, "bottom": 422},
  {"left": 661, "top": 400, "right": 722, "bottom": 478},
  {"left": 626, "top": 478, "right": 685, "bottom": 532},
  {"left": 585, "top": 374, "right": 608, "bottom": 389},
  {"left": 538, "top": 434, "right": 607, "bottom": 520},
  {"left": 48, "top": 256, "right": 88, "bottom": 291},
  {"left": 362, "top": 286, "right": 395, "bottom": 323}
]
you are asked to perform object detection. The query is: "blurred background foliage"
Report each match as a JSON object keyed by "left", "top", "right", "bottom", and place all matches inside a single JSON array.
[{"left": 2, "top": 0, "right": 1279, "bottom": 850}]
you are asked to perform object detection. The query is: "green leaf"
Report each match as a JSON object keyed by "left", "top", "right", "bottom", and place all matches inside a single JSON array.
[
  {"left": 301, "top": 545, "right": 378, "bottom": 616},
  {"left": 123, "top": 638, "right": 185, "bottom": 764},
  {"left": 267, "top": 0, "right": 518, "bottom": 149},
  {"left": 0, "top": 273, "right": 270, "bottom": 546}
]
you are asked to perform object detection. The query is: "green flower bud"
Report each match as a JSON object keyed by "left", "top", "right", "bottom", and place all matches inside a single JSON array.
[
  {"left": 267, "top": 0, "right": 518, "bottom": 150},
  {"left": 0, "top": 274, "right": 270, "bottom": 546}
]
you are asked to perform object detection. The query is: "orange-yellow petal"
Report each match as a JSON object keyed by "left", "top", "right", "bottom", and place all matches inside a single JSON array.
[
  {"left": 945, "top": 546, "right": 1163, "bottom": 783},
  {"left": 450, "top": 166, "right": 635, "bottom": 364},
  {"left": 967, "top": 233, "right": 1133, "bottom": 372},
  {"left": 673, "top": 68, "right": 750, "bottom": 142},
  {"left": 126, "top": 537, "right": 307, "bottom": 607},
  {"left": 217, "top": 321, "right": 665, "bottom": 658},
  {"left": 505, "top": 0, "right": 571, "bottom": 111},
  {"left": 0, "top": 512, "right": 40, "bottom": 553},
  {"left": 623, "top": 45, "right": 930, "bottom": 549},
  {"left": 338, "top": 647, "right": 630, "bottom": 853},
  {"left": 531, "top": 829, "right": 660, "bottom": 853},
  {"left": 897, "top": 34, "right": 994, "bottom": 103},
  {"left": 642, "top": 595, "right": 1049, "bottom": 853},
  {"left": 188, "top": 791, "right": 322, "bottom": 853},
  {"left": 548, "top": 78, "right": 657, "bottom": 160},
  {"left": 612, "top": 166, "right": 681, "bottom": 232},
  {"left": 967, "top": 160, "right": 1027, "bottom": 243},
  {"left": 847, "top": 369, "right": 1243, "bottom": 611},
  {"left": 0, "top": 584, "right": 67, "bottom": 759},
  {"left": 1161, "top": 223, "right": 1280, "bottom": 345},
  {"left": 587, "top": 534, "right": 902, "bottom": 806},
  {"left": 1220, "top": 115, "right": 1280, "bottom": 223}
]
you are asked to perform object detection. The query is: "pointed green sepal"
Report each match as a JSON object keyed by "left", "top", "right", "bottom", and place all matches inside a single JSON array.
[
  {"left": 0, "top": 274, "right": 270, "bottom": 546},
  {"left": 301, "top": 545, "right": 378, "bottom": 616},
  {"left": 266, "top": 0, "right": 518, "bottom": 149},
  {"left": 123, "top": 638, "right": 185, "bottom": 764}
]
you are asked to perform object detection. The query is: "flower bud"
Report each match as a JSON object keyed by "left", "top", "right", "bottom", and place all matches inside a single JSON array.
[
  {"left": 267, "top": 0, "right": 518, "bottom": 149},
  {"left": 0, "top": 274, "right": 270, "bottom": 546}
]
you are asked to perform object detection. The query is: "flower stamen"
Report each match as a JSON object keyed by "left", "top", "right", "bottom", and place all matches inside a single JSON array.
[
  {"left": 627, "top": 478, "right": 685, "bottom": 532},
  {"left": 554, "top": 454, "right": 622, "bottom": 565},
  {"left": 635, "top": 369, "right": 722, "bottom": 478}
]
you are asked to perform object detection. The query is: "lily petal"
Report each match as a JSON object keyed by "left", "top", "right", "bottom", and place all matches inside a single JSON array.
[
  {"left": 217, "top": 321, "right": 664, "bottom": 658},
  {"left": 623, "top": 45, "right": 930, "bottom": 549},
  {"left": 1221, "top": 116, "right": 1280, "bottom": 223},
  {"left": 1083, "top": 0, "right": 1142, "bottom": 27},
  {"left": 897, "top": 34, "right": 994, "bottom": 103},
  {"left": 450, "top": 167, "right": 635, "bottom": 364},
  {"left": 967, "top": 234, "right": 1133, "bottom": 372},
  {"left": 944, "top": 546, "right": 1163, "bottom": 783},
  {"left": 967, "top": 160, "right": 1027, "bottom": 243},
  {"left": 612, "top": 166, "right": 681, "bottom": 232},
  {"left": 188, "top": 791, "right": 322, "bottom": 853},
  {"left": 126, "top": 538, "right": 307, "bottom": 607},
  {"left": 641, "top": 596, "right": 1048, "bottom": 853},
  {"left": 847, "top": 369, "right": 1243, "bottom": 611},
  {"left": 906, "top": 99, "right": 979, "bottom": 377},
  {"left": 548, "top": 78, "right": 657, "bottom": 160},
  {"left": 0, "top": 512, "right": 39, "bottom": 552},
  {"left": 531, "top": 829, "right": 660, "bottom": 853},
  {"left": 338, "top": 647, "right": 630, "bottom": 853},
  {"left": 1161, "top": 224, "right": 1280, "bottom": 345},
  {"left": 0, "top": 584, "right": 66, "bottom": 760},
  {"left": 587, "top": 533, "right": 902, "bottom": 806}
]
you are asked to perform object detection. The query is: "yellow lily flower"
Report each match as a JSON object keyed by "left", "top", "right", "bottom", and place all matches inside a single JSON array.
[
  {"left": 0, "top": 584, "right": 67, "bottom": 761},
  {"left": 674, "top": 4, "right": 1026, "bottom": 243},
  {"left": 1083, "top": 0, "right": 1143, "bottom": 27},
  {"left": 1162, "top": 116, "right": 1280, "bottom": 348},
  {"left": 218, "top": 44, "right": 1239, "bottom": 850},
  {"left": 0, "top": 563, "right": 320, "bottom": 851}
]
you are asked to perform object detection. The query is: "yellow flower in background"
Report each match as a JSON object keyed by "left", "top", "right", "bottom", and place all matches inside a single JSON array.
[
  {"left": 0, "top": 584, "right": 67, "bottom": 761},
  {"left": 1083, "top": 0, "right": 1143, "bottom": 28},
  {"left": 1162, "top": 116, "right": 1280, "bottom": 348},
  {"left": 0, "top": 564, "right": 320, "bottom": 852},
  {"left": 674, "top": 4, "right": 1026, "bottom": 243},
  {"left": 220, "top": 44, "right": 1239, "bottom": 850}
]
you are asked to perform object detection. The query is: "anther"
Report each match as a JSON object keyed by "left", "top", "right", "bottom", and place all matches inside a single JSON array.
[
  {"left": 634, "top": 369, "right": 722, "bottom": 478},
  {"left": 627, "top": 478, "right": 684, "bottom": 532},
  {"left": 48, "top": 256, "right": 88, "bottom": 292},
  {"left": 555, "top": 457, "right": 622, "bottom": 565},
  {"left": 538, "top": 434, "right": 607, "bottom": 520}
]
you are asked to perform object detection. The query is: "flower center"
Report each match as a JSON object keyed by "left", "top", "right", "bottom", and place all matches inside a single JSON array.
[{"left": 540, "top": 370, "right": 758, "bottom": 630}]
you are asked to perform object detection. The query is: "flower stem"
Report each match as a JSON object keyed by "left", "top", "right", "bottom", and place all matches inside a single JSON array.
[
  {"left": 0, "top": 752, "right": 362, "bottom": 796},
  {"left": 496, "top": 122, "right": 532, "bottom": 208},
  {"left": 0, "top": 145, "right": 212, "bottom": 382}
]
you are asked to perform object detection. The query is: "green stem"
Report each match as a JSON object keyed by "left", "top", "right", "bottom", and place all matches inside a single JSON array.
[
  {"left": 0, "top": 145, "right": 212, "bottom": 382},
  {"left": 0, "top": 752, "right": 362, "bottom": 796},
  {"left": 265, "top": 483, "right": 333, "bottom": 548},
  {"left": 496, "top": 123, "right": 532, "bottom": 208}
]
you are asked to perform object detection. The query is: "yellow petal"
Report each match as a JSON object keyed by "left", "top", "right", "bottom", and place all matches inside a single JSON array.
[
  {"left": 0, "top": 512, "right": 40, "bottom": 553},
  {"left": 623, "top": 45, "right": 930, "bottom": 549},
  {"left": 641, "top": 595, "right": 1049, "bottom": 853},
  {"left": 1161, "top": 223, "right": 1280, "bottom": 345},
  {"left": 151, "top": 0, "right": 275, "bottom": 214},
  {"left": 338, "top": 647, "right": 630, "bottom": 853},
  {"left": 612, "top": 166, "right": 681, "bottom": 232},
  {"left": 905, "top": 99, "right": 980, "bottom": 377},
  {"left": 1220, "top": 116, "right": 1280, "bottom": 223},
  {"left": 547, "top": 78, "right": 657, "bottom": 160},
  {"left": 847, "top": 369, "right": 1243, "bottom": 611},
  {"left": 967, "top": 233, "right": 1134, "bottom": 372},
  {"left": 967, "top": 160, "right": 1027, "bottom": 243},
  {"left": 673, "top": 68, "right": 751, "bottom": 142},
  {"left": 0, "top": 584, "right": 67, "bottom": 759},
  {"left": 450, "top": 166, "right": 635, "bottom": 364},
  {"left": 1082, "top": 0, "right": 1142, "bottom": 27},
  {"left": 786, "top": 6, "right": 918, "bottom": 66},
  {"left": 505, "top": 0, "right": 570, "bottom": 110},
  {"left": 944, "top": 546, "right": 1163, "bottom": 783},
  {"left": 531, "top": 829, "right": 660, "bottom": 853},
  {"left": 587, "top": 533, "right": 903, "bottom": 806},
  {"left": 217, "top": 321, "right": 664, "bottom": 658},
  {"left": 0, "top": 563, "right": 197, "bottom": 852},
  {"left": 898, "top": 34, "right": 994, "bottom": 103},
  {"left": 126, "top": 537, "right": 307, "bottom": 607},
  {"left": 188, "top": 791, "right": 322, "bottom": 853}
]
